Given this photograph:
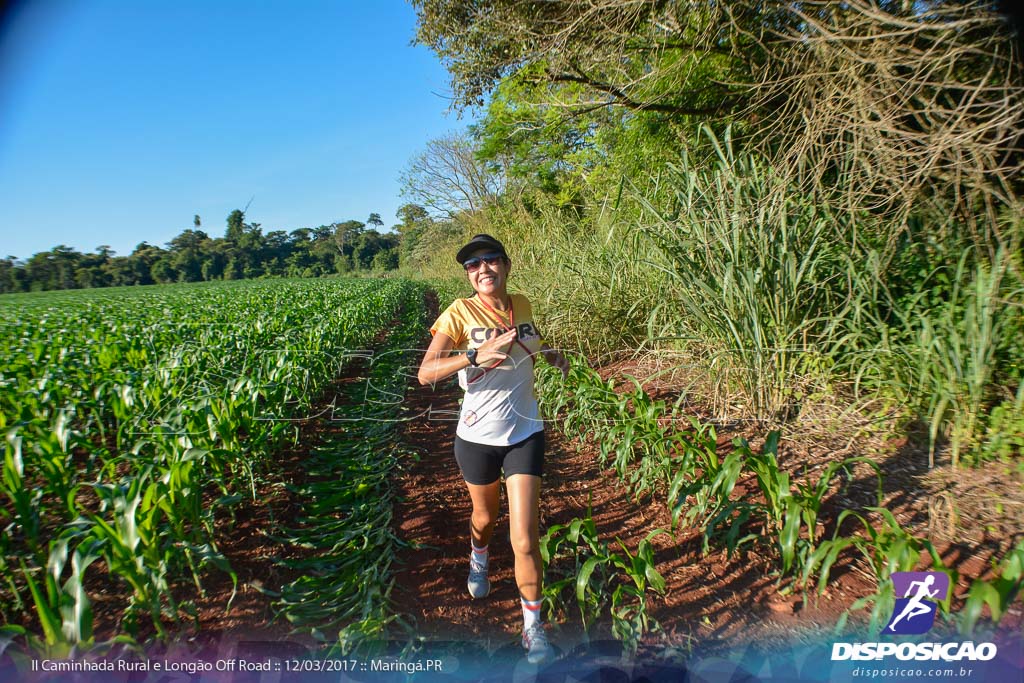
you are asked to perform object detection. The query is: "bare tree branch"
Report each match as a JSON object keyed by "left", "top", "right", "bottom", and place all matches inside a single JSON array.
[{"left": 400, "top": 131, "right": 507, "bottom": 218}]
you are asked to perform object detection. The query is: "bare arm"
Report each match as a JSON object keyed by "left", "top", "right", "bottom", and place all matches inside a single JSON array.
[
  {"left": 417, "top": 328, "right": 518, "bottom": 386},
  {"left": 417, "top": 332, "right": 463, "bottom": 386}
]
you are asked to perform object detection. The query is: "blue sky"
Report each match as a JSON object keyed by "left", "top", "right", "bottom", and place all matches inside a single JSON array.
[{"left": 0, "top": 0, "right": 471, "bottom": 260}]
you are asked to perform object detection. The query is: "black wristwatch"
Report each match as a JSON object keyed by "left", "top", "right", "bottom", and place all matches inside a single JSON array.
[{"left": 466, "top": 348, "right": 480, "bottom": 367}]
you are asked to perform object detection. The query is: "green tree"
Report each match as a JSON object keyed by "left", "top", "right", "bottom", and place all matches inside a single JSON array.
[
  {"left": 104, "top": 254, "right": 136, "bottom": 286},
  {"left": 150, "top": 258, "right": 176, "bottom": 284},
  {"left": 263, "top": 230, "right": 291, "bottom": 276},
  {"left": 225, "top": 209, "right": 246, "bottom": 243},
  {"left": 286, "top": 228, "right": 315, "bottom": 276},
  {"left": 332, "top": 220, "right": 365, "bottom": 261},
  {"left": 168, "top": 229, "right": 209, "bottom": 282},
  {"left": 372, "top": 248, "right": 399, "bottom": 271},
  {"left": 129, "top": 242, "right": 165, "bottom": 285},
  {"left": 411, "top": 0, "right": 755, "bottom": 116},
  {"left": 0, "top": 257, "right": 24, "bottom": 293},
  {"left": 394, "top": 203, "right": 432, "bottom": 269},
  {"left": 351, "top": 230, "right": 398, "bottom": 270}
]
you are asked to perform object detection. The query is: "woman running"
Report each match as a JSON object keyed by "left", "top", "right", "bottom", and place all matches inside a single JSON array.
[{"left": 417, "top": 233, "right": 569, "bottom": 665}]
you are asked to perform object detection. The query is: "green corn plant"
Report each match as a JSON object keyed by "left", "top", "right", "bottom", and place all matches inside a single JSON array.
[
  {"left": 2, "top": 430, "right": 42, "bottom": 554},
  {"left": 747, "top": 432, "right": 883, "bottom": 579},
  {"left": 671, "top": 442, "right": 746, "bottom": 554},
  {"left": 541, "top": 508, "right": 667, "bottom": 651},
  {"left": 680, "top": 435, "right": 762, "bottom": 558},
  {"left": 16, "top": 533, "right": 103, "bottom": 657},
  {"left": 0, "top": 536, "right": 24, "bottom": 621},
  {"left": 539, "top": 360, "right": 701, "bottom": 504},
  {"left": 539, "top": 514, "right": 605, "bottom": 625},
  {"left": 627, "top": 431, "right": 688, "bottom": 503},
  {"left": 610, "top": 532, "right": 667, "bottom": 598},
  {"left": 607, "top": 530, "right": 669, "bottom": 654},
  {"left": 806, "top": 507, "right": 947, "bottom": 634},
  {"left": 28, "top": 409, "right": 83, "bottom": 520},
  {"left": 567, "top": 371, "right": 621, "bottom": 441},
  {"left": 89, "top": 467, "right": 178, "bottom": 637},
  {"left": 611, "top": 377, "right": 681, "bottom": 500},
  {"left": 780, "top": 457, "right": 881, "bottom": 581},
  {"left": 575, "top": 547, "right": 613, "bottom": 625},
  {"left": 959, "top": 540, "right": 1024, "bottom": 635}
]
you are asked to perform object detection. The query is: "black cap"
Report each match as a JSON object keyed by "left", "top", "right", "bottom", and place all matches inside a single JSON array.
[{"left": 455, "top": 233, "right": 508, "bottom": 264}]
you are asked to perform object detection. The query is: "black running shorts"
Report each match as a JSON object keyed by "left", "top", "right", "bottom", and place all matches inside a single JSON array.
[{"left": 454, "top": 430, "right": 545, "bottom": 485}]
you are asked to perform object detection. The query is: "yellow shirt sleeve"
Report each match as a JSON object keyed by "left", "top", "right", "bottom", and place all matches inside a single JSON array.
[{"left": 430, "top": 299, "right": 469, "bottom": 348}]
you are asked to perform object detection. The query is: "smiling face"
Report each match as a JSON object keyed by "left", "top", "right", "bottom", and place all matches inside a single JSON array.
[{"left": 466, "top": 247, "right": 510, "bottom": 297}]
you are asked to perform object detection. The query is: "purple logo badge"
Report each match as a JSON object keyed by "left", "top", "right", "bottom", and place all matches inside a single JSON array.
[{"left": 885, "top": 572, "right": 951, "bottom": 634}]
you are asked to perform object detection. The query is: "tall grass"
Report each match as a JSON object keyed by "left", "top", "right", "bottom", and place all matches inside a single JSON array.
[
  {"left": 414, "top": 127, "right": 1023, "bottom": 465},
  {"left": 834, "top": 217, "right": 1024, "bottom": 466},
  {"left": 904, "top": 247, "right": 1016, "bottom": 466},
  {"left": 623, "top": 129, "right": 1019, "bottom": 461},
  {"left": 637, "top": 126, "right": 853, "bottom": 423}
]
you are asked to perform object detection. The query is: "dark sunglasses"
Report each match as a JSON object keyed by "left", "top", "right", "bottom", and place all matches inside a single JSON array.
[{"left": 463, "top": 253, "right": 505, "bottom": 272}]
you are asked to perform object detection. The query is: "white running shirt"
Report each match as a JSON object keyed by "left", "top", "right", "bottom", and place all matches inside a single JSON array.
[{"left": 429, "top": 293, "right": 544, "bottom": 446}]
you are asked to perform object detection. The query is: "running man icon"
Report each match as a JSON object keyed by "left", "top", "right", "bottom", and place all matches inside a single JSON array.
[
  {"left": 888, "top": 575, "right": 938, "bottom": 631},
  {"left": 885, "top": 571, "right": 951, "bottom": 634}
]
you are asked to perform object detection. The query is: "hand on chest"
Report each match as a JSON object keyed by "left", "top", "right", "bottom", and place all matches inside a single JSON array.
[{"left": 469, "top": 321, "right": 540, "bottom": 345}]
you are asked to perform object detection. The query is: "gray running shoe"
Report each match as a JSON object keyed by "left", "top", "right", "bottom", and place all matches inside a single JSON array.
[
  {"left": 467, "top": 556, "right": 489, "bottom": 598},
  {"left": 521, "top": 623, "right": 553, "bottom": 664}
]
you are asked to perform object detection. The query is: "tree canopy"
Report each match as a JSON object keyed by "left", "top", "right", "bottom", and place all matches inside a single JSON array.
[{"left": 1, "top": 210, "right": 400, "bottom": 294}]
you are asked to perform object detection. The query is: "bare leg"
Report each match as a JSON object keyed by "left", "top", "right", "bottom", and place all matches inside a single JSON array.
[
  {"left": 505, "top": 474, "right": 542, "bottom": 601},
  {"left": 465, "top": 480, "right": 501, "bottom": 549}
]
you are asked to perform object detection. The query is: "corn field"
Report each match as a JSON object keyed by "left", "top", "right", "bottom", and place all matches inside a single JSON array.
[
  {"left": 1, "top": 275, "right": 1018, "bottom": 661},
  {"left": 0, "top": 278, "right": 422, "bottom": 654}
]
